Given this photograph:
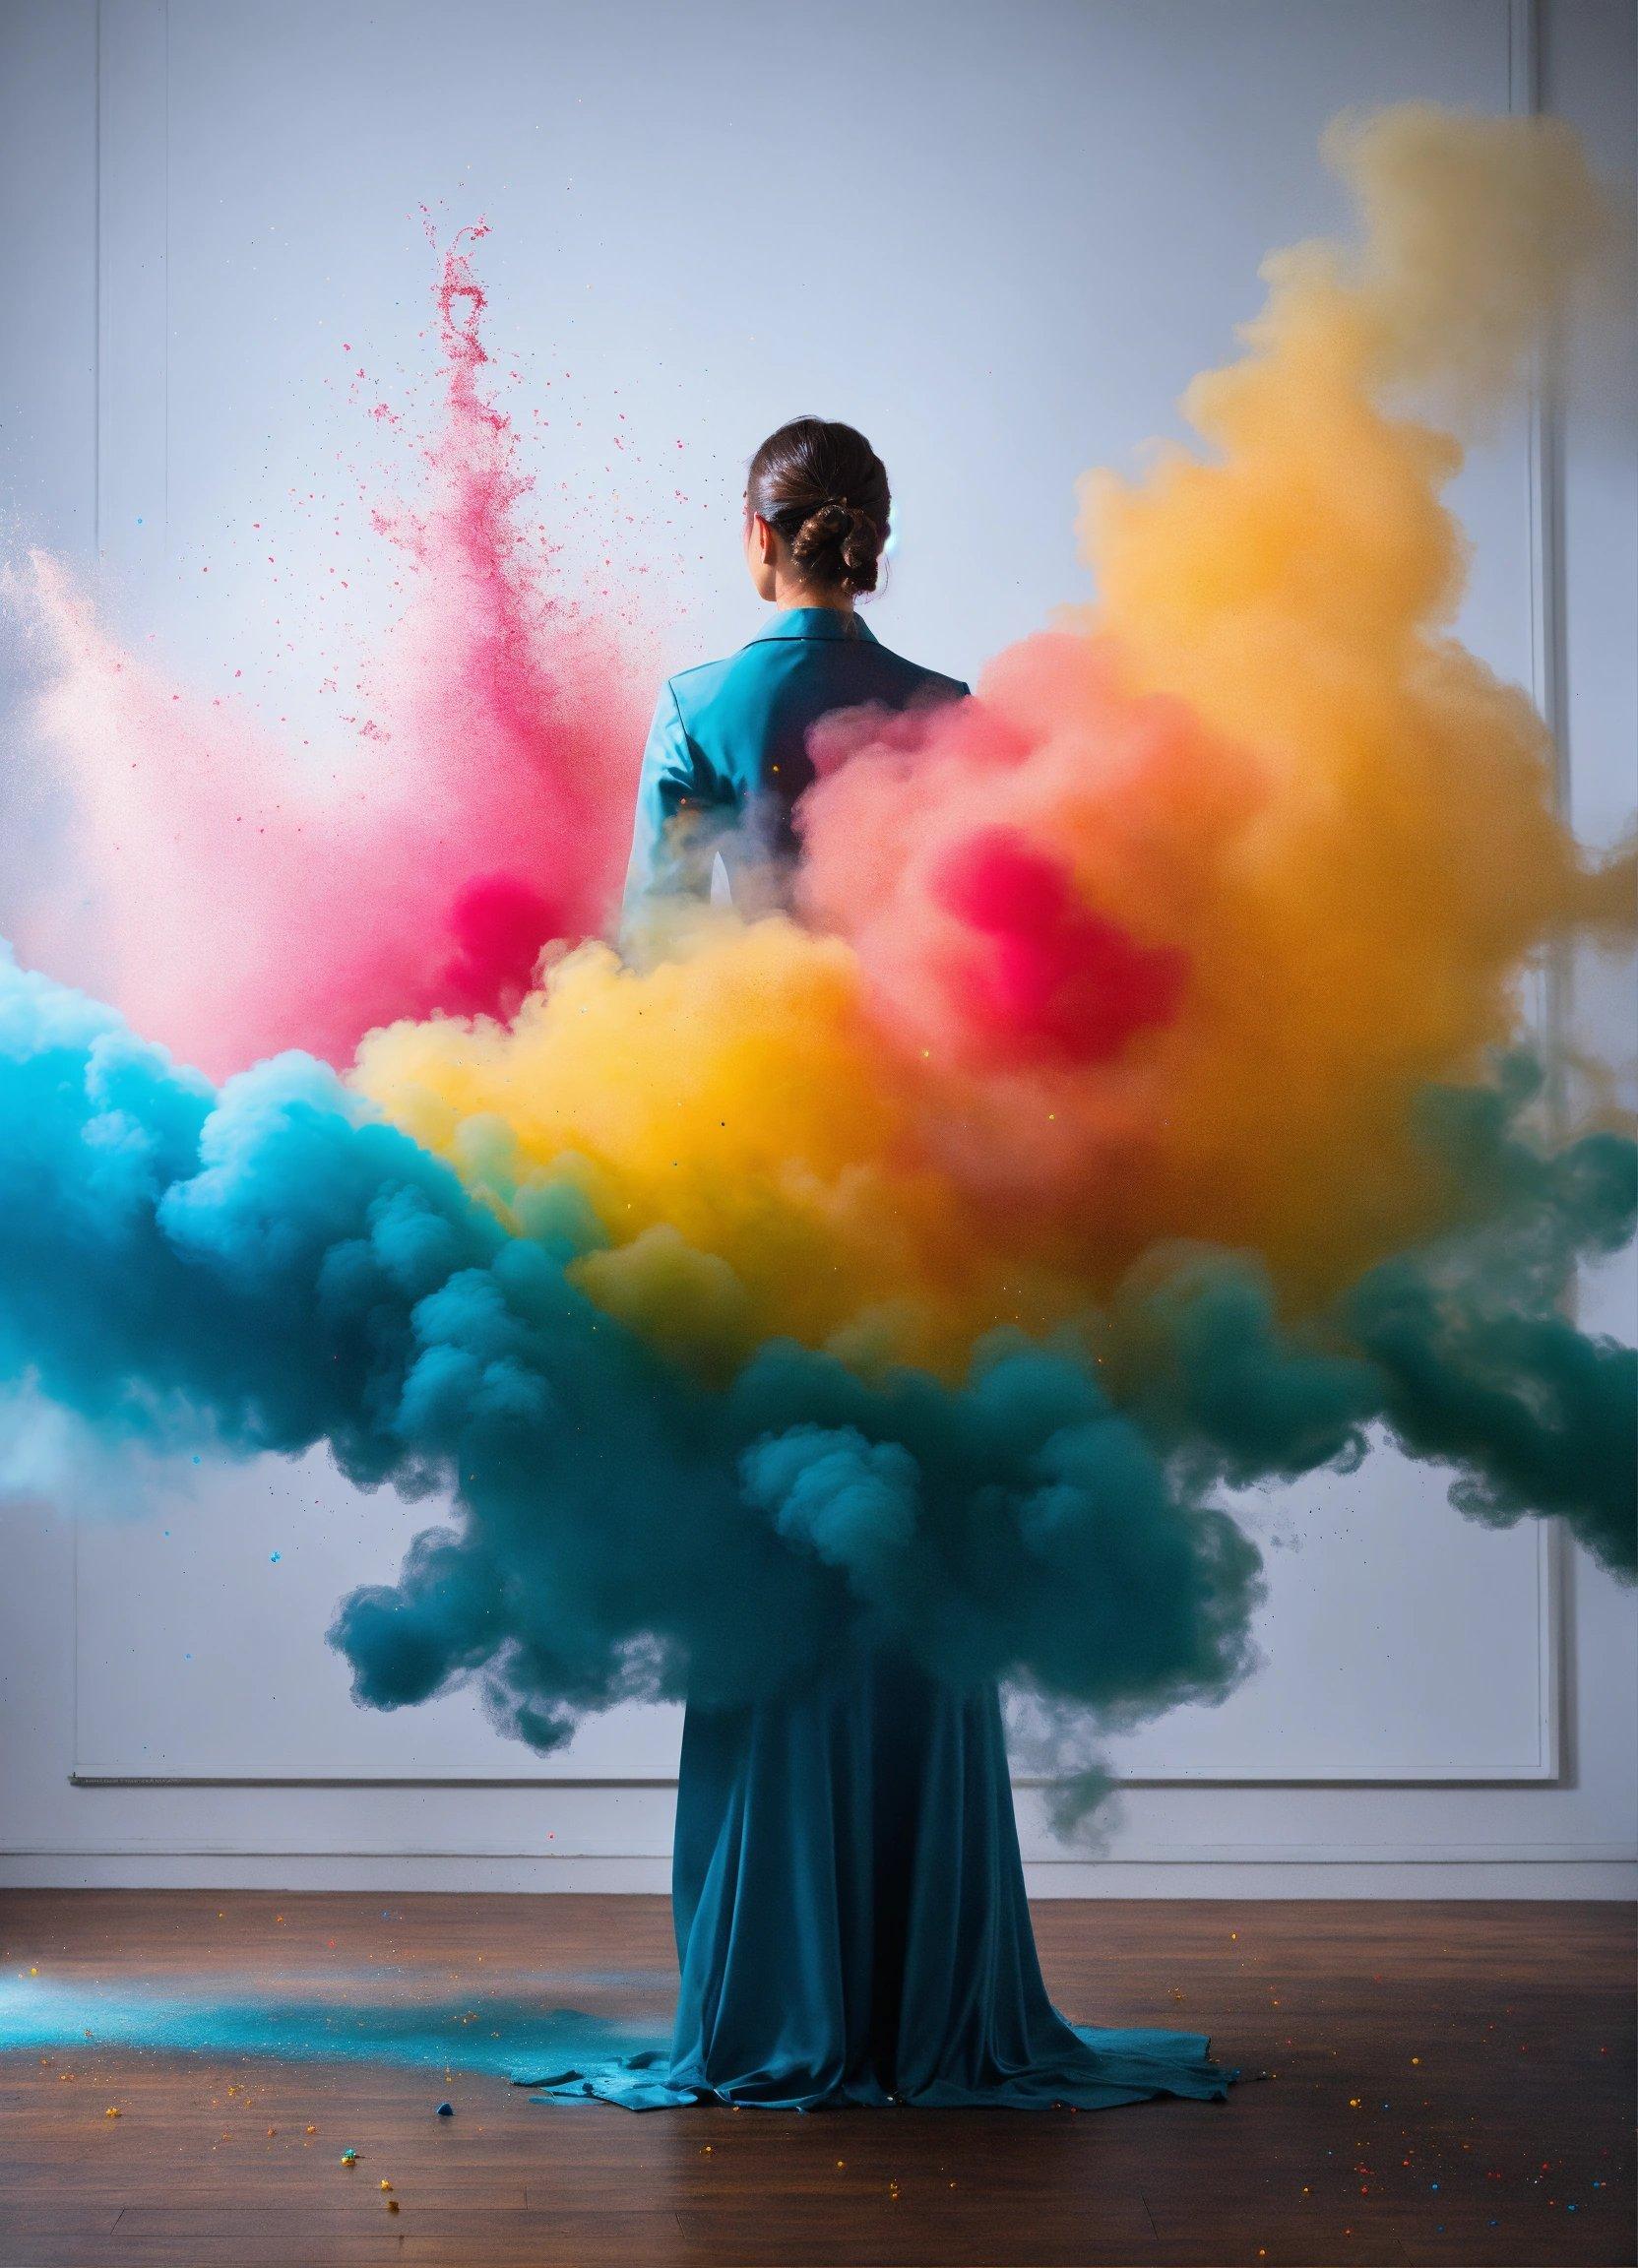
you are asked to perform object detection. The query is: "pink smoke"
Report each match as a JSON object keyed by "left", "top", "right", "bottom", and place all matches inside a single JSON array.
[
  {"left": 795, "top": 630, "right": 1262, "bottom": 1207},
  {"left": 927, "top": 825, "right": 1188, "bottom": 1066},
  {"left": 800, "top": 632, "right": 1243, "bottom": 1078},
  {"left": 10, "top": 224, "right": 644, "bottom": 1079}
]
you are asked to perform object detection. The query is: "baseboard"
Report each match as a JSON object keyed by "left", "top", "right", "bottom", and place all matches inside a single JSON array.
[
  {"left": 1022, "top": 1859, "right": 1638, "bottom": 1899},
  {"left": 0, "top": 1854, "right": 1631, "bottom": 1898}
]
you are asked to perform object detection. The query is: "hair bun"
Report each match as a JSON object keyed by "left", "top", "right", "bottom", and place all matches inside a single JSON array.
[
  {"left": 746, "top": 420, "right": 891, "bottom": 597},
  {"left": 790, "top": 499, "right": 881, "bottom": 594},
  {"left": 791, "top": 499, "right": 852, "bottom": 547}
]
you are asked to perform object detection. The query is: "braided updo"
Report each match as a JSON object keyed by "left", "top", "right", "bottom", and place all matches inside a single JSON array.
[{"left": 746, "top": 417, "right": 891, "bottom": 596}]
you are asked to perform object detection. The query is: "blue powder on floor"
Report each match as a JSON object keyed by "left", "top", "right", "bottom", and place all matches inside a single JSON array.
[{"left": 0, "top": 1976, "right": 667, "bottom": 2080}]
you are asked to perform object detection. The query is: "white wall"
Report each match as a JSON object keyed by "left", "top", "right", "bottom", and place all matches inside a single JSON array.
[{"left": 0, "top": 0, "right": 1632, "bottom": 1895}]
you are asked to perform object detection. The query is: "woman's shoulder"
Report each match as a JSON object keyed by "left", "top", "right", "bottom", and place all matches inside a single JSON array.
[
  {"left": 847, "top": 621, "right": 969, "bottom": 706},
  {"left": 658, "top": 635, "right": 791, "bottom": 737},
  {"left": 873, "top": 646, "right": 970, "bottom": 704},
  {"left": 659, "top": 650, "right": 740, "bottom": 712},
  {"left": 664, "top": 626, "right": 967, "bottom": 717}
]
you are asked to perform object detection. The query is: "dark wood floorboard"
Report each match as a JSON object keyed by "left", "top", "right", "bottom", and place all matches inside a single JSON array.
[{"left": 0, "top": 1893, "right": 1629, "bottom": 2267}]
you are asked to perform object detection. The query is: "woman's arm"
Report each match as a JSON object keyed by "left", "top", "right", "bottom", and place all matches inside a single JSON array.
[{"left": 620, "top": 681, "right": 726, "bottom": 935}]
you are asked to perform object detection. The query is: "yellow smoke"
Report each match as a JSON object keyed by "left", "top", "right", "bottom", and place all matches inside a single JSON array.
[{"left": 356, "top": 914, "right": 1040, "bottom": 1372}]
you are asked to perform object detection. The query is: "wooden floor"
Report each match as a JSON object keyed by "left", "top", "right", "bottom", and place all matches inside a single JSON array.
[{"left": 0, "top": 1894, "right": 1630, "bottom": 2268}]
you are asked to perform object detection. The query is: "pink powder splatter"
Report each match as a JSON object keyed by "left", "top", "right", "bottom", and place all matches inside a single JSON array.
[
  {"left": 436, "top": 871, "right": 563, "bottom": 1019},
  {"left": 9, "top": 225, "right": 645, "bottom": 1079},
  {"left": 927, "top": 824, "right": 1187, "bottom": 1065}
]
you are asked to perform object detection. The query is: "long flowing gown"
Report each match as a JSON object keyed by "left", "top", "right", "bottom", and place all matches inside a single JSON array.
[
  {"left": 523, "top": 1644, "right": 1232, "bottom": 2110},
  {"left": 521, "top": 609, "right": 1233, "bottom": 2111}
]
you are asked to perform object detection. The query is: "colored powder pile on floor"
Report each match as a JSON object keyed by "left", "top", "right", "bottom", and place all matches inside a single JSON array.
[{"left": 0, "top": 1974, "right": 662, "bottom": 2079}]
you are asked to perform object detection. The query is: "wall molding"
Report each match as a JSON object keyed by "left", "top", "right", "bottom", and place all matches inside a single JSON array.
[{"left": 15, "top": 1840, "right": 1634, "bottom": 1864}]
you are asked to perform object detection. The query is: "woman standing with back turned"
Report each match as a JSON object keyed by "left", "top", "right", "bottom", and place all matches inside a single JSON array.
[{"left": 539, "top": 417, "right": 1233, "bottom": 2111}]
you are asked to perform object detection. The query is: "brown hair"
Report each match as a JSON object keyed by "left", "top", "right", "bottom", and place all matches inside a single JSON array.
[{"left": 745, "top": 417, "right": 891, "bottom": 596}]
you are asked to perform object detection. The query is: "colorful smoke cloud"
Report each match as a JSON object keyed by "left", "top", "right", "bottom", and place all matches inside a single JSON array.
[
  {"left": 0, "top": 108, "right": 1632, "bottom": 1760},
  {"left": 357, "top": 109, "right": 1634, "bottom": 1357}
]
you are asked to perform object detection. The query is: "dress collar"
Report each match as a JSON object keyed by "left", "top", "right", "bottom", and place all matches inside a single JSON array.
[{"left": 750, "top": 607, "right": 878, "bottom": 646}]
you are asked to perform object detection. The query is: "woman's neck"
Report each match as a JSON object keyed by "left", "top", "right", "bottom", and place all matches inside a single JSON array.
[{"left": 770, "top": 571, "right": 852, "bottom": 614}]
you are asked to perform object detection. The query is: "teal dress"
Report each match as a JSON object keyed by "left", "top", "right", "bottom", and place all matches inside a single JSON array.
[{"left": 527, "top": 609, "right": 1233, "bottom": 2112}]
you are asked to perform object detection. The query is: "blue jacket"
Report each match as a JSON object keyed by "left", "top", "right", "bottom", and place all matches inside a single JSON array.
[{"left": 622, "top": 607, "right": 968, "bottom": 923}]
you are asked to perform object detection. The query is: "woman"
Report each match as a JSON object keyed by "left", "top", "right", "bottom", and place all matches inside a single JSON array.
[{"left": 535, "top": 418, "right": 1233, "bottom": 2111}]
